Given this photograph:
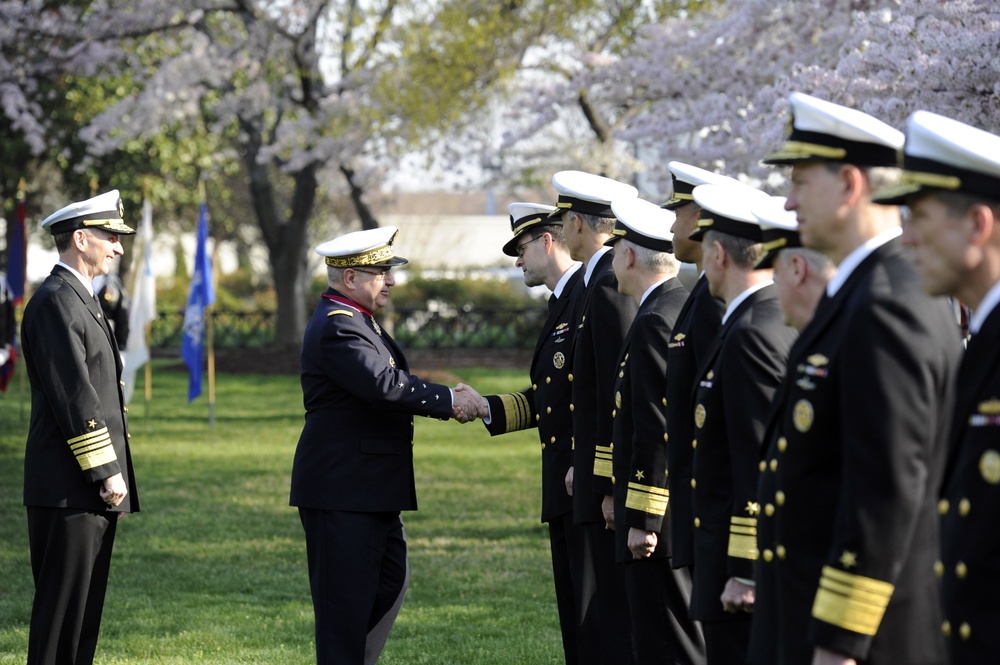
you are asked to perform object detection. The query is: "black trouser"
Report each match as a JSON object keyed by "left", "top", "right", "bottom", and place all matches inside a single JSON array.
[
  {"left": 703, "top": 617, "right": 751, "bottom": 665},
  {"left": 27, "top": 507, "right": 117, "bottom": 665},
  {"left": 584, "top": 523, "right": 635, "bottom": 664},
  {"left": 624, "top": 558, "right": 706, "bottom": 665},
  {"left": 299, "top": 509, "right": 408, "bottom": 665},
  {"left": 550, "top": 513, "right": 605, "bottom": 665}
]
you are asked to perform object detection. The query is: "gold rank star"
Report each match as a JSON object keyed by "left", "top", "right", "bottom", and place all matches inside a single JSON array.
[
  {"left": 745, "top": 501, "right": 760, "bottom": 515},
  {"left": 839, "top": 550, "right": 858, "bottom": 569},
  {"left": 635, "top": 470, "right": 645, "bottom": 481},
  {"left": 87, "top": 419, "right": 97, "bottom": 429}
]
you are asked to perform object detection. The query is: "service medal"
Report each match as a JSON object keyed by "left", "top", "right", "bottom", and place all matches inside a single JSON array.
[
  {"left": 793, "top": 399, "right": 814, "bottom": 433},
  {"left": 980, "top": 449, "right": 1000, "bottom": 485},
  {"left": 553, "top": 352, "right": 565, "bottom": 369},
  {"left": 694, "top": 404, "right": 706, "bottom": 429}
]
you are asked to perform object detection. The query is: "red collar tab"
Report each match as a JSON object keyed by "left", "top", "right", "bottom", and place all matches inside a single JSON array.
[{"left": 321, "top": 292, "right": 373, "bottom": 318}]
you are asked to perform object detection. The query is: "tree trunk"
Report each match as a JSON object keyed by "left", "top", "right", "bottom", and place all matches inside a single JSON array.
[
  {"left": 271, "top": 237, "right": 310, "bottom": 351},
  {"left": 241, "top": 117, "right": 318, "bottom": 351}
]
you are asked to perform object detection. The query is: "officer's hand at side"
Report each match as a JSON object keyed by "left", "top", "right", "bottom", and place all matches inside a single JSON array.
[{"left": 100, "top": 472, "right": 127, "bottom": 507}]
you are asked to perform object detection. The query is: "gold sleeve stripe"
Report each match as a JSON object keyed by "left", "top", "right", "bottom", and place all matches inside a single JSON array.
[
  {"left": 497, "top": 393, "right": 532, "bottom": 432},
  {"left": 71, "top": 437, "right": 112, "bottom": 456},
  {"left": 812, "top": 566, "right": 895, "bottom": 636},
  {"left": 67, "top": 427, "right": 118, "bottom": 470},
  {"left": 626, "top": 482, "right": 669, "bottom": 516},
  {"left": 67, "top": 427, "right": 110, "bottom": 446},
  {"left": 594, "top": 445, "right": 613, "bottom": 478},
  {"left": 630, "top": 482, "right": 669, "bottom": 497},
  {"left": 731, "top": 516, "right": 758, "bottom": 527},
  {"left": 76, "top": 446, "right": 118, "bottom": 471},
  {"left": 727, "top": 533, "right": 759, "bottom": 560}
]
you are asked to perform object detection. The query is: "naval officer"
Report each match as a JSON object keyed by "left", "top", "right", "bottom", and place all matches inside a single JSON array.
[
  {"left": 21, "top": 190, "right": 139, "bottom": 665},
  {"left": 875, "top": 110, "right": 1000, "bottom": 664},
  {"left": 760, "top": 92, "right": 961, "bottom": 665}
]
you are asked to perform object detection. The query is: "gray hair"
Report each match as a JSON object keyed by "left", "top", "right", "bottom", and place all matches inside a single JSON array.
[
  {"left": 574, "top": 211, "right": 616, "bottom": 235},
  {"left": 779, "top": 246, "right": 835, "bottom": 278},
  {"left": 326, "top": 265, "right": 346, "bottom": 286},
  {"left": 625, "top": 239, "right": 680, "bottom": 276}
]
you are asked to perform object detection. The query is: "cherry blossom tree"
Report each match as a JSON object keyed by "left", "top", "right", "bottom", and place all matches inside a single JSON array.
[
  {"left": 499, "top": 0, "right": 999, "bottom": 196},
  {"left": 1, "top": 0, "right": 566, "bottom": 347}
]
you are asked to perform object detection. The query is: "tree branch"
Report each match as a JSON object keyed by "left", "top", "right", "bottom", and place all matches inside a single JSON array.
[{"left": 339, "top": 163, "right": 380, "bottom": 230}]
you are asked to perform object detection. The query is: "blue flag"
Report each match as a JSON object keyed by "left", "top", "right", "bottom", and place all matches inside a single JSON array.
[
  {"left": 9, "top": 186, "right": 26, "bottom": 304},
  {"left": 181, "top": 202, "right": 214, "bottom": 401}
]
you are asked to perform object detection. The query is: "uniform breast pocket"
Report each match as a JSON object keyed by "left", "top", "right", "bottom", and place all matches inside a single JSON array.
[{"left": 359, "top": 437, "right": 404, "bottom": 455}]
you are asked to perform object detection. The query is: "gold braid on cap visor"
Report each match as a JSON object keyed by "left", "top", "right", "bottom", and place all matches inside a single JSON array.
[
  {"left": 324, "top": 243, "right": 395, "bottom": 268},
  {"left": 773, "top": 141, "right": 848, "bottom": 160},
  {"left": 900, "top": 170, "right": 962, "bottom": 190},
  {"left": 762, "top": 237, "right": 789, "bottom": 253}
]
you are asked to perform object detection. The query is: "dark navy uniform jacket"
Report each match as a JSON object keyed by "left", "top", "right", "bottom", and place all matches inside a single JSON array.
[
  {"left": 766, "top": 238, "right": 960, "bottom": 664},
  {"left": 290, "top": 289, "right": 453, "bottom": 513},
  {"left": 608, "top": 277, "right": 688, "bottom": 563},
  {"left": 689, "top": 284, "right": 795, "bottom": 623},
  {"left": 665, "top": 274, "right": 724, "bottom": 568},
  {"left": 484, "top": 266, "right": 584, "bottom": 523},
  {"left": 21, "top": 265, "right": 139, "bottom": 513},
  {"left": 940, "top": 301, "right": 1000, "bottom": 664},
  {"left": 572, "top": 250, "right": 638, "bottom": 524}
]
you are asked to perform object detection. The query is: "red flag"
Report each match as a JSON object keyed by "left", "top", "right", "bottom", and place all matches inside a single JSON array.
[{"left": 1, "top": 179, "right": 26, "bottom": 391}]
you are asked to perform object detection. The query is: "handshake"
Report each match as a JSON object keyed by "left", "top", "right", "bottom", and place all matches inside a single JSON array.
[{"left": 451, "top": 383, "right": 489, "bottom": 424}]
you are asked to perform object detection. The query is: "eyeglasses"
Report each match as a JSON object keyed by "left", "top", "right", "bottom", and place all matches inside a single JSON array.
[
  {"left": 353, "top": 268, "right": 391, "bottom": 280},
  {"left": 516, "top": 235, "right": 544, "bottom": 258}
]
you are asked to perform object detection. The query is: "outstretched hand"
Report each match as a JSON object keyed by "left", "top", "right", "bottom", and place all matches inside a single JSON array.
[{"left": 452, "top": 383, "right": 488, "bottom": 423}]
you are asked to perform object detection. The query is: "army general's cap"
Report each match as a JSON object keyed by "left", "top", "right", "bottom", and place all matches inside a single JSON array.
[
  {"left": 689, "top": 184, "right": 770, "bottom": 242},
  {"left": 763, "top": 92, "right": 904, "bottom": 167},
  {"left": 662, "top": 161, "right": 742, "bottom": 210},
  {"left": 316, "top": 226, "right": 408, "bottom": 268},
  {"left": 872, "top": 111, "right": 1000, "bottom": 205},
  {"left": 40, "top": 189, "right": 135, "bottom": 236},
  {"left": 605, "top": 197, "right": 676, "bottom": 253},
  {"left": 503, "top": 202, "right": 559, "bottom": 257},
  {"left": 546, "top": 170, "right": 638, "bottom": 219},
  {"left": 752, "top": 197, "right": 800, "bottom": 269}
]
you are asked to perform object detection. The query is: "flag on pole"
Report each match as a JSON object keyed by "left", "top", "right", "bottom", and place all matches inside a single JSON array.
[
  {"left": 8, "top": 180, "right": 26, "bottom": 304},
  {"left": 122, "top": 197, "right": 157, "bottom": 404},
  {"left": 181, "top": 199, "right": 214, "bottom": 402},
  {"left": 1, "top": 180, "right": 27, "bottom": 392}
]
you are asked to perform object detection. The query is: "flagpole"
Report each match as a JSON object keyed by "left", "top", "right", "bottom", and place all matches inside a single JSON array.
[
  {"left": 142, "top": 181, "right": 153, "bottom": 427},
  {"left": 207, "top": 300, "right": 215, "bottom": 431},
  {"left": 16, "top": 178, "right": 27, "bottom": 423},
  {"left": 201, "top": 179, "right": 217, "bottom": 430}
]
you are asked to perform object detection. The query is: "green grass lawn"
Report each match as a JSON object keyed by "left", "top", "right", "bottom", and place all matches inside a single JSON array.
[{"left": 0, "top": 362, "right": 561, "bottom": 664}]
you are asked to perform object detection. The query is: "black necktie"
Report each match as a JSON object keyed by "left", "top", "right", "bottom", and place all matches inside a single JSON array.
[{"left": 548, "top": 293, "right": 557, "bottom": 313}]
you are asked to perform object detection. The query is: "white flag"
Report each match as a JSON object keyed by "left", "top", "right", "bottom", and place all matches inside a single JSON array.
[{"left": 122, "top": 198, "right": 157, "bottom": 404}]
